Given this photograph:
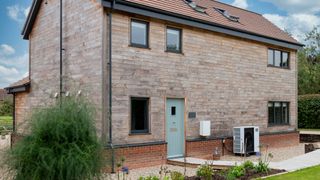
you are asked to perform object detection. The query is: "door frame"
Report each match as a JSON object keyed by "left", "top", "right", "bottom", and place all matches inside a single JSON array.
[{"left": 164, "top": 97, "right": 187, "bottom": 158}]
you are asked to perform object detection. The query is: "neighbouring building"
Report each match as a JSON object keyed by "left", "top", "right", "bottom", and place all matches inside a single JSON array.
[
  {"left": 6, "top": 0, "right": 303, "bottom": 170},
  {"left": 0, "top": 89, "right": 12, "bottom": 102}
]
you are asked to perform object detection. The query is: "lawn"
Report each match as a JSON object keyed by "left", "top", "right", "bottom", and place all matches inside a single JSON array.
[
  {"left": 265, "top": 165, "right": 320, "bottom": 180},
  {"left": 0, "top": 116, "right": 13, "bottom": 132},
  {"left": 299, "top": 128, "right": 320, "bottom": 132}
]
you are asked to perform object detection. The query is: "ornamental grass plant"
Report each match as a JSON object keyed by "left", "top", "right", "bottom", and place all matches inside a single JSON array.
[{"left": 6, "top": 97, "right": 103, "bottom": 180}]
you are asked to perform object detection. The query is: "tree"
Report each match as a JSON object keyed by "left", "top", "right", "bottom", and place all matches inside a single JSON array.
[
  {"left": 298, "top": 26, "right": 320, "bottom": 95},
  {"left": 0, "top": 98, "right": 13, "bottom": 116}
]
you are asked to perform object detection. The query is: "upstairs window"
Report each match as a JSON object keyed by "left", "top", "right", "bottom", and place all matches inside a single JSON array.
[
  {"left": 166, "top": 27, "right": 182, "bottom": 53},
  {"left": 268, "top": 102, "right": 289, "bottom": 125},
  {"left": 130, "top": 20, "right": 149, "bottom": 48},
  {"left": 131, "top": 97, "right": 149, "bottom": 134},
  {"left": 268, "top": 49, "right": 289, "bottom": 68}
]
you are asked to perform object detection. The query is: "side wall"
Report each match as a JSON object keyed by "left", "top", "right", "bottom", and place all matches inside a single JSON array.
[
  {"left": 111, "top": 12, "right": 298, "bottom": 145},
  {"left": 15, "top": 0, "right": 107, "bottom": 139}
]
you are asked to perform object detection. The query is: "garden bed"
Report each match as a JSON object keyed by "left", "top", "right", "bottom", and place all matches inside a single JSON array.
[{"left": 185, "top": 168, "right": 285, "bottom": 180}]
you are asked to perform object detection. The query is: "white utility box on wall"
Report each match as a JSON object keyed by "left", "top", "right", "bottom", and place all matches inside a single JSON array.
[{"left": 200, "top": 121, "right": 211, "bottom": 136}]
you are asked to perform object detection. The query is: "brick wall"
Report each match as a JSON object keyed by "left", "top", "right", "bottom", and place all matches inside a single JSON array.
[
  {"left": 104, "top": 143, "right": 167, "bottom": 171},
  {"left": 186, "top": 132, "right": 300, "bottom": 160},
  {"left": 15, "top": 0, "right": 107, "bottom": 139},
  {"left": 111, "top": 12, "right": 298, "bottom": 145}
]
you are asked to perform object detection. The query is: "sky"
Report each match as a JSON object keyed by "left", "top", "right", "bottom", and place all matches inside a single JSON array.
[{"left": 0, "top": 0, "right": 320, "bottom": 88}]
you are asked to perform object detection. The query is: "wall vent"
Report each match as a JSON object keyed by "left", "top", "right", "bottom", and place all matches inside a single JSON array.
[{"left": 215, "top": 8, "right": 240, "bottom": 22}]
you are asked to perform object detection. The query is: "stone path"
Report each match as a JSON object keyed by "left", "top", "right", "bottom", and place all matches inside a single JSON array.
[{"left": 269, "top": 149, "right": 320, "bottom": 172}]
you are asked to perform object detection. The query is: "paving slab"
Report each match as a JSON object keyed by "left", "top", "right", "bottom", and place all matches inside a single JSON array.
[
  {"left": 269, "top": 149, "right": 320, "bottom": 172},
  {"left": 170, "top": 149, "right": 320, "bottom": 172}
]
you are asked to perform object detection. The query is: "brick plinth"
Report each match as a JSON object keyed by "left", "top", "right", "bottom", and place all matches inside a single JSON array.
[
  {"left": 186, "top": 131, "right": 299, "bottom": 160},
  {"left": 104, "top": 142, "right": 167, "bottom": 171}
]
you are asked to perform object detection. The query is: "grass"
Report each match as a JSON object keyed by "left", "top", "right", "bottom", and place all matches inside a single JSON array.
[
  {"left": 299, "top": 128, "right": 320, "bottom": 132},
  {"left": 0, "top": 116, "right": 13, "bottom": 132},
  {"left": 265, "top": 165, "right": 320, "bottom": 180}
]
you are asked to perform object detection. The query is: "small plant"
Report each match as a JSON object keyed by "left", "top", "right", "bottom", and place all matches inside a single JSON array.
[
  {"left": 138, "top": 176, "right": 160, "bottom": 180},
  {"left": 254, "top": 145, "right": 273, "bottom": 174},
  {"left": 242, "top": 160, "right": 255, "bottom": 170},
  {"left": 227, "top": 164, "right": 245, "bottom": 179},
  {"left": 170, "top": 171, "right": 184, "bottom": 180},
  {"left": 116, "top": 156, "right": 128, "bottom": 180},
  {"left": 196, "top": 163, "right": 214, "bottom": 180}
]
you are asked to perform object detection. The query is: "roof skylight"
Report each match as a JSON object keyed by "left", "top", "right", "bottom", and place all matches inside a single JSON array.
[
  {"left": 184, "top": 0, "right": 206, "bottom": 13},
  {"left": 215, "top": 8, "right": 240, "bottom": 22}
]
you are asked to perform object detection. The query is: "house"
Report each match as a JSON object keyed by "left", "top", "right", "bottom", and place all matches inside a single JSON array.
[{"left": 6, "top": 0, "right": 303, "bottom": 170}]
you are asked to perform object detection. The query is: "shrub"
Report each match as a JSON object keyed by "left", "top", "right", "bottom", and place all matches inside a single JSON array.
[
  {"left": 6, "top": 97, "right": 103, "bottom": 180},
  {"left": 170, "top": 171, "right": 184, "bottom": 180},
  {"left": 227, "top": 164, "right": 245, "bottom": 179},
  {"left": 138, "top": 176, "right": 160, "bottom": 180},
  {"left": 298, "top": 94, "right": 320, "bottom": 129},
  {"left": 242, "top": 160, "right": 255, "bottom": 170},
  {"left": 0, "top": 98, "right": 13, "bottom": 116},
  {"left": 254, "top": 160, "right": 269, "bottom": 173},
  {"left": 196, "top": 163, "right": 214, "bottom": 180}
]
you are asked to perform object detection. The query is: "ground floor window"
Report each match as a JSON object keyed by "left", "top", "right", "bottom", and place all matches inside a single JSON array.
[
  {"left": 130, "top": 97, "right": 149, "bottom": 134},
  {"left": 268, "top": 102, "right": 289, "bottom": 125}
]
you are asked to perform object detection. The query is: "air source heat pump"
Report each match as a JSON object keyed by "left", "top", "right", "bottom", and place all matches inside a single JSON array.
[{"left": 233, "top": 126, "right": 259, "bottom": 155}]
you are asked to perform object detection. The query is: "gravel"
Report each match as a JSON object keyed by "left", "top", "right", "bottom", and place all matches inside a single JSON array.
[{"left": 0, "top": 143, "right": 306, "bottom": 180}]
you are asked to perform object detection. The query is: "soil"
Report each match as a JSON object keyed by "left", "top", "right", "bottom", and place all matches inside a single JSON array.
[{"left": 184, "top": 169, "right": 285, "bottom": 180}]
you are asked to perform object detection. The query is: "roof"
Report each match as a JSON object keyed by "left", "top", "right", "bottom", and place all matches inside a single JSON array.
[
  {"left": 5, "top": 77, "right": 31, "bottom": 94},
  {"left": 22, "top": 0, "right": 303, "bottom": 49},
  {"left": 124, "top": 0, "right": 299, "bottom": 44}
]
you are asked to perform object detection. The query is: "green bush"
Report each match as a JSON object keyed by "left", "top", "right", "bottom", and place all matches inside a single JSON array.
[
  {"left": 242, "top": 160, "right": 255, "bottom": 170},
  {"left": 170, "top": 171, "right": 184, "bottom": 180},
  {"left": 298, "top": 94, "right": 320, "bottom": 129},
  {"left": 227, "top": 164, "right": 245, "bottom": 179},
  {"left": 6, "top": 97, "right": 103, "bottom": 180},
  {"left": 196, "top": 163, "right": 214, "bottom": 180},
  {"left": 254, "top": 159, "right": 269, "bottom": 173},
  {"left": 0, "top": 98, "right": 13, "bottom": 116},
  {"left": 138, "top": 176, "right": 160, "bottom": 180}
]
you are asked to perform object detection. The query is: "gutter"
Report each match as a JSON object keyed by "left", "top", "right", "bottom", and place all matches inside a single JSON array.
[{"left": 102, "top": 0, "right": 303, "bottom": 50}]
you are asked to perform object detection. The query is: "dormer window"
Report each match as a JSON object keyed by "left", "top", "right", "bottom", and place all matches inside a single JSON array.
[
  {"left": 215, "top": 8, "right": 240, "bottom": 22},
  {"left": 184, "top": 0, "right": 206, "bottom": 13}
]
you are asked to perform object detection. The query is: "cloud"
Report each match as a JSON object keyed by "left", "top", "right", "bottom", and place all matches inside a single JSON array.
[
  {"left": 7, "top": 5, "right": 30, "bottom": 23},
  {"left": 0, "top": 44, "right": 15, "bottom": 56},
  {"left": 0, "top": 52, "right": 29, "bottom": 88},
  {"left": 232, "top": 0, "right": 248, "bottom": 9},
  {"left": 260, "top": 1, "right": 320, "bottom": 42},
  {"left": 263, "top": 13, "right": 320, "bottom": 42},
  {"left": 260, "top": 0, "right": 320, "bottom": 14}
]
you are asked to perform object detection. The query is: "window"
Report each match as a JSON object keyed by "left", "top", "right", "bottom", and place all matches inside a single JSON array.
[
  {"left": 268, "top": 49, "right": 290, "bottom": 68},
  {"left": 166, "top": 27, "right": 182, "bottom": 53},
  {"left": 131, "top": 97, "right": 149, "bottom": 134},
  {"left": 130, "top": 20, "right": 149, "bottom": 48},
  {"left": 268, "top": 102, "right": 289, "bottom": 125}
]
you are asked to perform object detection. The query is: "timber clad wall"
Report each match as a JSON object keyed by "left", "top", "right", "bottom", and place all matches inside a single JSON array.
[{"left": 111, "top": 12, "right": 297, "bottom": 145}]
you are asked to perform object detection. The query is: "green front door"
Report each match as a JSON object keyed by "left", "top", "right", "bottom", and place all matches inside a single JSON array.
[{"left": 166, "top": 98, "right": 185, "bottom": 158}]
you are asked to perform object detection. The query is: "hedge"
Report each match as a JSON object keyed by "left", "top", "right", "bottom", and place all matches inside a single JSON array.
[{"left": 298, "top": 94, "right": 320, "bottom": 129}]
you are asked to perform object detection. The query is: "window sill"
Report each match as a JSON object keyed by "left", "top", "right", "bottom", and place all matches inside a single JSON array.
[
  {"left": 267, "top": 65, "right": 290, "bottom": 70},
  {"left": 165, "top": 50, "right": 184, "bottom": 55},
  {"left": 129, "top": 132, "right": 151, "bottom": 136},
  {"left": 129, "top": 44, "right": 150, "bottom": 49},
  {"left": 268, "top": 123, "right": 290, "bottom": 127}
]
